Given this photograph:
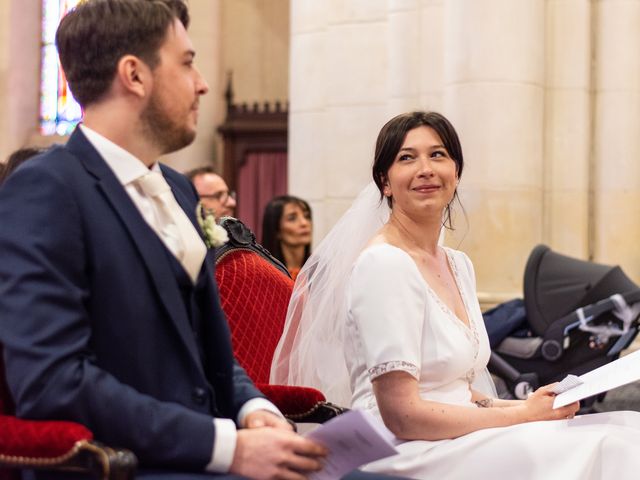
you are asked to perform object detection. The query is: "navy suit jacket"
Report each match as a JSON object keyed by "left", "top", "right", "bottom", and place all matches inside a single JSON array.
[{"left": 0, "top": 129, "right": 262, "bottom": 469}]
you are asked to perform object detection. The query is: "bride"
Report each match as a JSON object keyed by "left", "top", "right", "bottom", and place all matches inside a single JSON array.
[{"left": 271, "top": 111, "right": 640, "bottom": 479}]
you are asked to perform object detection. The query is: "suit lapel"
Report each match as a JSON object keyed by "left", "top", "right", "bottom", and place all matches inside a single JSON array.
[{"left": 65, "top": 129, "right": 204, "bottom": 372}]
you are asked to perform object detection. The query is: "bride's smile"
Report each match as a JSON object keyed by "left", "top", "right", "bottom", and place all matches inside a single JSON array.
[{"left": 383, "top": 125, "right": 458, "bottom": 217}]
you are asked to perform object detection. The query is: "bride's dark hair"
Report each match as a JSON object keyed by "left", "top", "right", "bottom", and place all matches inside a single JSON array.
[{"left": 372, "top": 111, "right": 464, "bottom": 229}]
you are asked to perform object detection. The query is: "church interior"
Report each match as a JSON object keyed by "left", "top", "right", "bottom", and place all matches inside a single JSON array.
[
  {"left": 0, "top": 1, "right": 639, "bottom": 477},
  {"left": 2, "top": 0, "right": 639, "bottom": 303}
]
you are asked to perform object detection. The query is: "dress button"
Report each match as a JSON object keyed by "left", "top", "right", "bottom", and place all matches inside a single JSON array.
[{"left": 192, "top": 387, "right": 208, "bottom": 405}]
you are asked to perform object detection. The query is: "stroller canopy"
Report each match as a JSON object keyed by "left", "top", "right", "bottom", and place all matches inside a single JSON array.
[{"left": 524, "top": 245, "right": 638, "bottom": 336}]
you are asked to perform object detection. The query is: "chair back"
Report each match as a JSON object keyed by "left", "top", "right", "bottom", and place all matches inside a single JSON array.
[
  {"left": 215, "top": 218, "right": 293, "bottom": 383},
  {"left": 0, "top": 346, "right": 14, "bottom": 416},
  {"left": 1, "top": 346, "right": 21, "bottom": 480}
]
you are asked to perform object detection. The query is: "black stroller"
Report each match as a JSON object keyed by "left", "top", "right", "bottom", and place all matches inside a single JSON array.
[{"left": 485, "top": 244, "right": 640, "bottom": 408}]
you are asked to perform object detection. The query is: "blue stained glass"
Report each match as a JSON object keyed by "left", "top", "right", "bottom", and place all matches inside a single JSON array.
[{"left": 40, "top": 0, "right": 83, "bottom": 136}]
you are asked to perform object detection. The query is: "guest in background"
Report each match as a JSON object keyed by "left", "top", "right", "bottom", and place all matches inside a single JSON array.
[
  {"left": 262, "top": 195, "right": 312, "bottom": 280},
  {"left": 186, "top": 166, "right": 236, "bottom": 218},
  {"left": 0, "top": 147, "right": 45, "bottom": 185}
]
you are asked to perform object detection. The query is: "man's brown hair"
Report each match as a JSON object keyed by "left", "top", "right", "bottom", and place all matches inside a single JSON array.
[{"left": 56, "top": 0, "right": 189, "bottom": 107}]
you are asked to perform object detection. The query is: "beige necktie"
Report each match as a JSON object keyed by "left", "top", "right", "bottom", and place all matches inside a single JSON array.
[{"left": 136, "top": 171, "right": 206, "bottom": 283}]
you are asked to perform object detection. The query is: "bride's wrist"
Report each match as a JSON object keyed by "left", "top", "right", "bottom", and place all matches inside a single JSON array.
[{"left": 510, "top": 404, "right": 531, "bottom": 423}]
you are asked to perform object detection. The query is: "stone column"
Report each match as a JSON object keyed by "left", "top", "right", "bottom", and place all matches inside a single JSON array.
[
  {"left": 543, "top": 0, "right": 592, "bottom": 259},
  {"left": 289, "top": 0, "right": 443, "bottom": 242},
  {"left": 592, "top": 0, "right": 640, "bottom": 282},
  {"left": 443, "top": 0, "right": 545, "bottom": 295},
  {"left": 289, "top": 0, "right": 392, "bottom": 240},
  {"left": 417, "top": 0, "right": 445, "bottom": 111},
  {"left": 387, "top": 0, "right": 421, "bottom": 114}
]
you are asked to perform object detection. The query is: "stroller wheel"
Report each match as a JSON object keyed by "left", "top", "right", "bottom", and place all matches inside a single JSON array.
[
  {"left": 514, "top": 381, "right": 534, "bottom": 399},
  {"left": 541, "top": 339, "right": 563, "bottom": 361}
]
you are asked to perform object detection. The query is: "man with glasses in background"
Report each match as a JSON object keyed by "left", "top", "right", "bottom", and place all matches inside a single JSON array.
[{"left": 188, "top": 166, "right": 236, "bottom": 218}]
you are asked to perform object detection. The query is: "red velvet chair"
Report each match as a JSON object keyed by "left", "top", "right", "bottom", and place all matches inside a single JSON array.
[
  {"left": 215, "top": 218, "right": 346, "bottom": 423},
  {"left": 0, "top": 347, "right": 137, "bottom": 479}
]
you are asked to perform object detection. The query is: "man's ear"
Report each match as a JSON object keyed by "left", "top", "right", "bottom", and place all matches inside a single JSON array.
[{"left": 115, "top": 55, "right": 151, "bottom": 99}]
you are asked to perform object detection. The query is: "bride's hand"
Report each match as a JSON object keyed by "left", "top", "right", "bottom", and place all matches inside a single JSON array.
[{"left": 519, "top": 384, "right": 580, "bottom": 422}]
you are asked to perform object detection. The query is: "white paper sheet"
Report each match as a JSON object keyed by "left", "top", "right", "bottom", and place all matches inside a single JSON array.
[
  {"left": 550, "top": 374, "right": 583, "bottom": 394},
  {"left": 553, "top": 348, "right": 640, "bottom": 408},
  {"left": 305, "top": 409, "right": 398, "bottom": 480}
]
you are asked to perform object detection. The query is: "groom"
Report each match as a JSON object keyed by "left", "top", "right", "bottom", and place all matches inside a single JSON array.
[{"left": 0, "top": 1, "right": 400, "bottom": 479}]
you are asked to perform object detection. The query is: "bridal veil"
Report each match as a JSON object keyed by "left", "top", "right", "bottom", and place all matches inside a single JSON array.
[
  {"left": 270, "top": 182, "right": 496, "bottom": 405},
  {"left": 270, "top": 183, "right": 389, "bottom": 406}
]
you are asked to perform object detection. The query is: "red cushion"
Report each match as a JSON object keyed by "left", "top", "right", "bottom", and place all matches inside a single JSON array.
[
  {"left": 0, "top": 415, "right": 92, "bottom": 459},
  {"left": 216, "top": 250, "right": 294, "bottom": 383},
  {"left": 256, "top": 383, "right": 326, "bottom": 415}
]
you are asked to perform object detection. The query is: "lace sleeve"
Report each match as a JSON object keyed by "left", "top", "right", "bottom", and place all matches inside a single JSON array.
[{"left": 368, "top": 360, "right": 419, "bottom": 381}]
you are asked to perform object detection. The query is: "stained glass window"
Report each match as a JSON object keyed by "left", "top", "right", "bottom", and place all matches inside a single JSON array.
[{"left": 40, "top": 0, "right": 83, "bottom": 136}]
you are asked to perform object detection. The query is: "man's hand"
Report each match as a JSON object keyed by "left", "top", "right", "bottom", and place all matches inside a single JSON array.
[
  {"left": 244, "top": 410, "right": 293, "bottom": 431},
  {"left": 230, "top": 428, "right": 327, "bottom": 480}
]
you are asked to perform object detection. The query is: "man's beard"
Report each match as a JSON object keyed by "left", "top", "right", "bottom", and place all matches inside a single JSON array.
[{"left": 140, "top": 91, "right": 196, "bottom": 155}]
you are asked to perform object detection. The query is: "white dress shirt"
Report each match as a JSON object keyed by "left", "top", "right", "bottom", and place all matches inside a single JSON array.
[{"left": 79, "top": 125, "right": 282, "bottom": 472}]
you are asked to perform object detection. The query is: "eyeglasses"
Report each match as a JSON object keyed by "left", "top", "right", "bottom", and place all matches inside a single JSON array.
[{"left": 200, "top": 190, "right": 236, "bottom": 204}]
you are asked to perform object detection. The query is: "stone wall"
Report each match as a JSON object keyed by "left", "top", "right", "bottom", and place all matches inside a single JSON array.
[{"left": 289, "top": 0, "right": 640, "bottom": 298}]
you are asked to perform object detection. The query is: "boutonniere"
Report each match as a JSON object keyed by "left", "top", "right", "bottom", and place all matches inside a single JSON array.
[{"left": 196, "top": 203, "right": 229, "bottom": 248}]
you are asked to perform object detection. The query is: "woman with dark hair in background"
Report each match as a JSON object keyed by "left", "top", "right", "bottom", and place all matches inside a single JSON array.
[{"left": 262, "top": 195, "right": 312, "bottom": 280}]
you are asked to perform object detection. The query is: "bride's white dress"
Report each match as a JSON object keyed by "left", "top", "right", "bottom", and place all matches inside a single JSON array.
[{"left": 345, "top": 243, "right": 640, "bottom": 479}]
